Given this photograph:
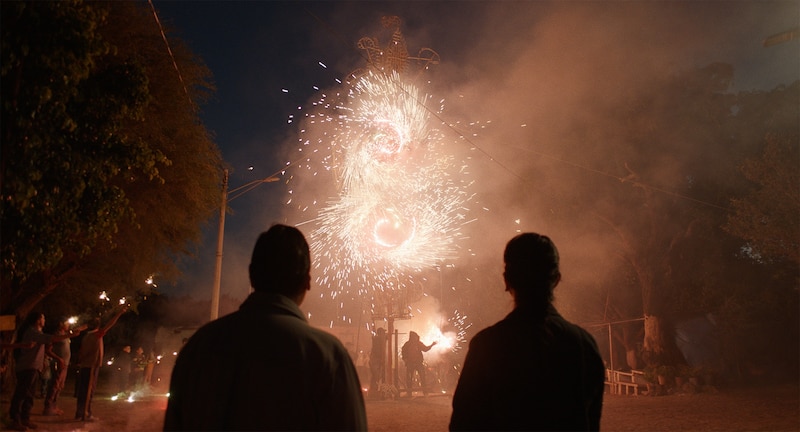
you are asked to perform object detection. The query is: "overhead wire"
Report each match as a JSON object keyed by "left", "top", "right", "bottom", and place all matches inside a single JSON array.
[{"left": 148, "top": 0, "right": 189, "bottom": 100}]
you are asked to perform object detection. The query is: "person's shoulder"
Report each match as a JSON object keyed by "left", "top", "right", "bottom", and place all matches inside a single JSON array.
[
  {"left": 468, "top": 320, "right": 508, "bottom": 346},
  {"left": 305, "top": 325, "right": 346, "bottom": 347},
  {"left": 548, "top": 314, "right": 601, "bottom": 348},
  {"left": 187, "top": 313, "right": 241, "bottom": 341}
]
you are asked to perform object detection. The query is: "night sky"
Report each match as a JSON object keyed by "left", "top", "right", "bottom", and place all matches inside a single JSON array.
[{"left": 152, "top": 1, "right": 799, "bottom": 333}]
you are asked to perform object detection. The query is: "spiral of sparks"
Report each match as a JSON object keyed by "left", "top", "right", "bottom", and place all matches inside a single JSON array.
[{"left": 287, "top": 70, "right": 473, "bottom": 312}]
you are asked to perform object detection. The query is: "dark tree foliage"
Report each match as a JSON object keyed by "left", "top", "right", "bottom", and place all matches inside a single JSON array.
[
  {"left": 725, "top": 84, "right": 800, "bottom": 266},
  {"left": 1, "top": 1, "right": 224, "bottom": 320}
]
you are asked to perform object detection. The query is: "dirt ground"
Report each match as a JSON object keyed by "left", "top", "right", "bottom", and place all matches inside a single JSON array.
[{"left": 2, "top": 381, "right": 798, "bottom": 431}]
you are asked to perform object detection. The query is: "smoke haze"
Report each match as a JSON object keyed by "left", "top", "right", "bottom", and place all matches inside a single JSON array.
[{"left": 160, "top": 1, "right": 798, "bottom": 340}]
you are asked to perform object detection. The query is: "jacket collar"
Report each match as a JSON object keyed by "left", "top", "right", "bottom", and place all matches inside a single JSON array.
[{"left": 239, "top": 291, "right": 307, "bottom": 322}]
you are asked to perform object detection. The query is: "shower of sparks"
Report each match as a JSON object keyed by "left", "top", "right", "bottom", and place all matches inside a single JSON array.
[
  {"left": 448, "top": 309, "right": 471, "bottom": 352},
  {"left": 286, "top": 69, "right": 474, "bottom": 317}
]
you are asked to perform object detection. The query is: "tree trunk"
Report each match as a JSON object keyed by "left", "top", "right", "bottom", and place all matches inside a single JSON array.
[{"left": 644, "top": 314, "right": 668, "bottom": 357}]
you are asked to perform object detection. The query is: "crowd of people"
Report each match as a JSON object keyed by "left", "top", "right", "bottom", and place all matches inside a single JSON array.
[
  {"left": 5, "top": 224, "right": 605, "bottom": 431},
  {"left": 2, "top": 303, "right": 169, "bottom": 430},
  {"left": 111, "top": 345, "right": 159, "bottom": 396}
]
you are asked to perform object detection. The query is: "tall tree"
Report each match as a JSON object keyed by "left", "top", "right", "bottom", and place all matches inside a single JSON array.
[
  {"left": 1, "top": 1, "right": 224, "bottom": 320},
  {"left": 724, "top": 84, "right": 800, "bottom": 266},
  {"left": 590, "top": 71, "right": 799, "bottom": 370}
]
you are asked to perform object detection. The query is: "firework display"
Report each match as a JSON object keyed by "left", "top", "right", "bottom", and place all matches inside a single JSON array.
[{"left": 286, "top": 68, "right": 473, "bottom": 321}]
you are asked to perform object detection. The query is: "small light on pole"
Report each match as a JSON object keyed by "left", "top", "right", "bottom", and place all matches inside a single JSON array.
[{"left": 210, "top": 169, "right": 280, "bottom": 321}]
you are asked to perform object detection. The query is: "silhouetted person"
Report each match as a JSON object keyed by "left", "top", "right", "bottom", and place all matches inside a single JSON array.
[
  {"left": 115, "top": 345, "right": 132, "bottom": 395},
  {"left": 74, "top": 305, "right": 127, "bottom": 422},
  {"left": 165, "top": 224, "right": 367, "bottom": 431},
  {"left": 44, "top": 317, "right": 85, "bottom": 415},
  {"left": 450, "top": 233, "right": 605, "bottom": 431},
  {"left": 131, "top": 346, "right": 146, "bottom": 390},
  {"left": 401, "top": 331, "right": 436, "bottom": 396},
  {"left": 9, "top": 312, "right": 83, "bottom": 430},
  {"left": 369, "top": 327, "right": 387, "bottom": 398}
]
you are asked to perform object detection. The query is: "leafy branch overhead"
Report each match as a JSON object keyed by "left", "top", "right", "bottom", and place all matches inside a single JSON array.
[{"left": 1, "top": 0, "right": 224, "bottom": 318}]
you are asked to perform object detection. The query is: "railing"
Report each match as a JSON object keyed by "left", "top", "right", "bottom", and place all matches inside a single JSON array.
[{"left": 605, "top": 369, "right": 646, "bottom": 395}]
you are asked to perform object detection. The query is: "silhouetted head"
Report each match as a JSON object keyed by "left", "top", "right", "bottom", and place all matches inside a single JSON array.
[
  {"left": 249, "top": 224, "right": 311, "bottom": 300},
  {"left": 19, "top": 311, "right": 44, "bottom": 335},
  {"left": 503, "top": 233, "right": 561, "bottom": 309},
  {"left": 409, "top": 331, "right": 419, "bottom": 341}
]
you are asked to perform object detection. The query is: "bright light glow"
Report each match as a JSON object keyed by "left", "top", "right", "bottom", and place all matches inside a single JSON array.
[
  {"left": 67, "top": 316, "right": 78, "bottom": 325},
  {"left": 289, "top": 70, "right": 473, "bottom": 310}
]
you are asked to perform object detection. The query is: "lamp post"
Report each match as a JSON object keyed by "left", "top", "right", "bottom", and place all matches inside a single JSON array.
[{"left": 210, "top": 169, "right": 280, "bottom": 321}]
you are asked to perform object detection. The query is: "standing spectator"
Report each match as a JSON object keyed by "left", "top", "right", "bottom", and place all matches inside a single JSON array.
[
  {"left": 369, "top": 328, "right": 387, "bottom": 398},
  {"left": 142, "top": 348, "right": 156, "bottom": 389},
  {"left": 8, "top": 312, "right": 83, "bottom": 431},
  {"left": 74, "top": 306, "right": 128, "bottom": 422},
  {"left": 114, "top": 345, "right": 132, "bottom": 395},
  {"left": 449, "top": 233, "right": 605, "bottom": 431},
  {"left": 130, "top": 346, "right": 146, "bottom": 390},
  {"left": 401, "top": 331, "right": 436, "bottom": 397},
  {"left": 43, "top": 317, "right": 84, "bottom": 416},
  {"left": 38, "top": 356, "right": 52, "bottom": 399},
  {"left": 165, "top": 224, "right": 367, "bottom": 431}
]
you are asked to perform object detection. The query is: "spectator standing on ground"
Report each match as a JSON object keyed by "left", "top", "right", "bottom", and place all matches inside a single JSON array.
[
  {"left": 114, "top": 345, "right": 132, "bottom": 395},
  {"left": 74, "top": 306, "right": 128, "bottom": 422},
  {"left": 449, "top": 233, "right": 605, "bottom": 431},
  {"left": 8, "top": 312, "right": 83, "bottom": 431},
  {"left": 130, "top": 346, "right": 146, "bottom": 390},
  {"left": 401, "top": 331, "right": 436, "bottom": 397},
  {"left": 369, "top": 327, "right": 387, "bottom": 398},
  {"left": 165, "top": 224, "right": 367, "bottom": 431},
  {"left": 43, "top": 317, "right": 85, "bottom": 416},
  {"left": 38, "top": 356, "right": 52, "bottom": 398},
  {"left": 142, "top": 348, "right": 156, "bottom": 389}
]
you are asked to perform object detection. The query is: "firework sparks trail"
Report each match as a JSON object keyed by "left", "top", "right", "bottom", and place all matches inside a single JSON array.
[{"left": 286, "top": 70, "right": 474, "bottom": 319}]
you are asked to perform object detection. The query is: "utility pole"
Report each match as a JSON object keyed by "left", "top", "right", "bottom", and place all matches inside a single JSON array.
[
  {"left": 210, "top": 169, "right": 229, "bottom": 321},
  {"left": 210, "top": 170, "right": 279, "bottom": 321}
]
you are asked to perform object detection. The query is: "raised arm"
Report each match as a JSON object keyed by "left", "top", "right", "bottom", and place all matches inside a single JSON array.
[
  {"left": 51, "top": 324, "right": 89, "bottom": 342},
  {"left": 101, "top": 306, "right": 128, "bottom": 334}
]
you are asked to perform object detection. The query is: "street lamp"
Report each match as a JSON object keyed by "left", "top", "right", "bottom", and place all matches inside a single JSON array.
[{"left": 211, "top": 169, "right": 280, "bottom": 321}]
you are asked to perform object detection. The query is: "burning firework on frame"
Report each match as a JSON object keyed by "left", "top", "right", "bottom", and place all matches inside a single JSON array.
[{"left": 285, "top": 60, "right": 474, "bottom": 329}]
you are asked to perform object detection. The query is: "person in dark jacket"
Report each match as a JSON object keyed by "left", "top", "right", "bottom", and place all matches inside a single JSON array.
[
  {"left": 164, "top": 224, "right": 367, "bottom": 431},
  {"left": 369, "top": 327, "right": 387, "bottom": 398},
  {"left": 401, "top": 331, "right": 436, "bottom": 396},
  {"left": 450, "top": 233, "right": 605, "bottom": 431}
]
